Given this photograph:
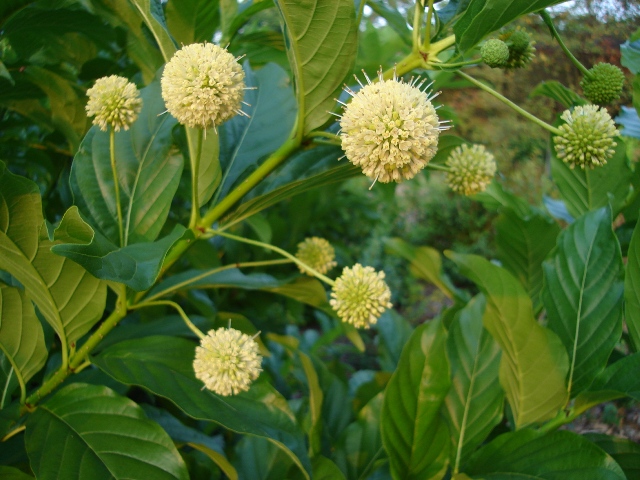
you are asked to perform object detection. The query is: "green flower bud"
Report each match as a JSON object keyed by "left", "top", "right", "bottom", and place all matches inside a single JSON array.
[
  {"left": 445, "top": 144, "right": 497, "bottom": 196},
  {"left": 481, "top": 39, "right": 510, "bottom": 68},
  {"left": 295, "top": 237, "right": 337, "bottom": 275},
  {"left": 553, "top": 105, "right": 618, "bottom": 169},
  {"left": 580, "top": 63, "right": 625, "bottom": 105},
  {"left": 499, "top": 28, "right": 536, "bottom": 69}
]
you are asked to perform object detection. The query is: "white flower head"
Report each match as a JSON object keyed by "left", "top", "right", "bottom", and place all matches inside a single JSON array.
[
  {"left": 193, "top": 326, "right": 262, "bottom": 396},
  {"left": 330, "top": 264, "right": 393, "bottom": 329},
  {"left": 295, "top": 237, "right": 337, "bottom": 276},
  {"left": 86, "top": 75, "right": 142, "bottom": 131},
  {"left": 445, "top": 144, "right": 497, "bottom": 196},
  {"left": 161, "top": 43, "right": 246, "bottom": 130},
  {"left": 337, "top": 70, "right": 450, "bottom": 187}
]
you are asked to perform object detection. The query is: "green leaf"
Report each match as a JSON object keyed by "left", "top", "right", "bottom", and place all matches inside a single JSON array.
[
  {"left": 298, "top": 351, "right": 323, "bottom": 455},
  {"left": 551, "top": 140, "right": 632, "bottom": 218},
  {"left": 496, "top": 208, "right": 560, "bottom": 310},
  {"left": 0, "top": 164, "right": 107, "bottom": 346},
  {"left": 186, "top": 126, "right": 221, "bottom": 208},
  {"left": 71, "top": 78, "right": 181, "bottom": 246},
  {"left": 93, "top": 336, "right": 311, "bottom": 479},
  {"left": 447, "top": 252, "right": 569, "bottom": 428},
  {"left": 224, "top": 2, "right": 275, "bottom": 43},
  {"left": 25, "top": 383, "right": 189, "bottom": 480},
  {"left": 0, "top": 284, "right": 47, "bottom": 406},
  {"left": 616, "top": 106, "right": 640, "bottom": 139},
  {"left": 444, "top": 296, "right": 503, "bottom": 470},
  {"left": 454, "top": 1, "right": 566, "bottom": 53},
  {"left": 0, "top": 466, "right": 34, "bottom": 479},
  {"left": 585, "top": 433, "right": 640, "bottom": 479},
  {"left": 583, "top": 352, "right": 640, "bottom": 402},
  {"left": 311, "top": 456, "right": 346, "bottom": 480},
  {"left": 188, "top": 443, "right": 238, "bottom": 480},
  {"left": 52, "top": 218, "right": 191, "bottom": 292},
  {"left": 430, "top": 135, "right": 468, "bottom": 165},
  {"left": 165, "top": 0, "right": 220, "bottom": 45},
  {"left": 381, "top": 319, "right": 451, "bottom": 480},
  {"left": 223, "top": 146, "right": 359, "bottom": 226},
  {"left": 129, "top": 0, "right": 177, "bottom": 62},
  {"left": 334, "top": 393, "right": 383, "bottom": 480},
  {"left": 384, "top": 237, "right": 463, "bottom": 300},
  {"left": 234, "top": 435, "right": 294, "bottom": 480},
  {"left": 625, "top": 215, "right": 640, "bottom": 351},
  {"left": 542, "top": 207, "right": 623, "bottom": 397},
  {"left": 274, "top": 0, "right": 357, "bottom": 135},
  {"left": 367, "top": 0, "right": 411, "bottom": 45},
  {"left": 474, "top": 181, "right": 532, "bottom": 218},
  {"left": 216, "top": 62, "right": 296, "bottom": 202},
  {"left": 263, "top": 277, "right": 331, "bottom": 313},
  {"left": 621, "top": 38, "right": 640, "bottom": 75},
  {"left": 530, "top": 81, "right": 587, "bottom": 109},
  {"left": 465, "top": 429, "right": 626, "bottom": 479},
  {"left": 376, "top": 310, "right": 413, "bottom": 371}
]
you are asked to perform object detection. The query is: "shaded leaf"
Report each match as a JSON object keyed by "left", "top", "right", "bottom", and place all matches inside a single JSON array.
[
  {"left": 381, "top": 319, "right": 451, "bottom": 480},
  {"left": 585, "top": 433, "right": 640, "bottom": 479},
  {"left": 165, "top": 0, "right": 220, "bottom": 45},
  {"left": 274, "top": 0, "right": 358, "bottom": 135},
  {"left": 25, "top": 383, "right": 189, "bottom": 480},
  {"left": 447, "top": 252, "right": 569, "bottom": 428},
  {"left": 0, "top": 466, "right": 34, "bottom": 479},
  {"left": 129, "top": 0, "right": 177, "bottom": 62},
  {"left": 625, "top": 215, "right": 640, "bottom": 351},
  {"left": 621, "top": 37, "right": 640, "bottom": 74},
  {"left": 531, "top": 81, "right": 587, "bottom": 109},
  {"left": 188, "top": 443, "right": 238, "bottom": 480},
  {"left": 582, "top": 352, "right": 640, "bottom": 402}
]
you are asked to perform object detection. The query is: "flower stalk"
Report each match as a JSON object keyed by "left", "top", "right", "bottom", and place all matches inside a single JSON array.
[
  {"left": 540, "top": 10, "right": 590, "bottom": 77},
  {"left": 110, "top": 128, "right": 125, "bottom": 247}
]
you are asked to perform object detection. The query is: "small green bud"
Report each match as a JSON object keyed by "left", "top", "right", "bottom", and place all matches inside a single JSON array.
[
  {"left": 580, "top": 63, "right": 625, "bottom": 105},
  {"left": 499, "top": 28, "right": 535, "bottom": 69},
  {"left": 481, "top": 39, "right": 510, "bottom": 68},
  {"left": 508, "top": 30, "right": 531, "bottom": 54}
]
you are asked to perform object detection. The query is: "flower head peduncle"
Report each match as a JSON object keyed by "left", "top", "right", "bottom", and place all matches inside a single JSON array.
[
  {"left": 330, "top": 264, "right": 393, "bottom": 329},
  {"left": 553, "top": 104, "right": 619, "bottom": 169},
  {"left": 86, "top": 75, "right": 142, "bottom": 132},
  {"left": 337, "top": 70, "right": 449, "bottom": 187},
  {"left": 193, "top": 326, "right": 262, "bottom": 396},
  {"left": 161, "top": 42, "right": 246, "bottom": 130},
  {"left": 295, "top": 237, "right": 337, "bottom": 276},
  {"left": 445, "top": 144, "right": 497, "bottom": 195}
]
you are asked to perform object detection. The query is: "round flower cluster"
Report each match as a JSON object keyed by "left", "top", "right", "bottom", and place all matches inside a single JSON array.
[
  {"left": 85, "top": 75, "right": 142, "bottom": 131},
  {"left": 553, "top": 105, "right": 618, "bottom": 169},
  {"left": 193, "top": 327, "right": 262, "bottom": 396},
  {"left": 330, "top": 264, "right": 393, "bottom": 329},
  {"left": 295, "top": 237, "right": 337, "bottom": 276},
  {"left": 499, "top": 29, "right": 535, "bottom": 69},
  {"left": 445, "top": 144, "right": 497, "bottom": 196},
  {"left": 481, "top": 39, "right": 510, "bottom": 68},
  {"left": 339, "top": 71, "right": 448, "bottom": 185},
  {"left": 161, "top": 43, "right": 245, "bottom": 130},
  {"left": 580, "top": 63, "right": 625, "bottom": 105}
]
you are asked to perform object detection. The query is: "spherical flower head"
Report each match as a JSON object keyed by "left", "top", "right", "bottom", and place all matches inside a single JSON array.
[
  {"left": 481, "top": 39, "right": 509, "bottom": 68},
  {"left": 330, "top": 264, "right": 393, "bottom": 329},
  {"left": 85, "top": 75, "right": 142, "bottom": 132},
  {"left": 295, "top": 237, "right": 337, "bottom": 276},
  {"left": 499, "top": 28, "right": 535, "bottom": 69},
  {"left": 445, "top": 144, "right": 497, "bottom": 196},
  {"left": 161, "top": 43, "right": 245, "bottom": 129},
  {"left": 338, "top": 71, "right": 449, "bottom": 185},
  {"left": 580, "top": 63, "right": 625, "bottom": 105},
  {"left": 553, "top": 105, "right": 618, "bottom": 169},
  {"left": 193, "top": 327, "right": 262, "bottom": 396}
]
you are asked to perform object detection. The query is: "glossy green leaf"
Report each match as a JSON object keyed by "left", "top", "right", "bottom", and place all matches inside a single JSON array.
[
  {"left": 583, "top": 352, "right": 640, "bottom": 402},
  {"left": 216, "top": 62, "right": 296, "bottom": 202},
  {"left": 0, "top": 164, "right": 106, "bottom": 346},
  {"left": 384, "top": 237, "right": 463, "bottom": 300},
  {"left": 376, "top": 310, "right": 413, "bottom": 371},
  {"left": 464, "top": 429, "right": 625, "bottom": 479},
  {"left": 71, "top": 78, "right": 181, "bottom": 246},
  {"left": 474, "top": 181, "right": 532, "bottom": 218},
  {"left": 542, "top": 207, "right": 623, "bottom": 396},
  {"left": 165, "top": 0, "right": 220, "bottom": 45},
  {"left": 224, "top": 146, "right": 359, "bottom": 226},
  {"left": 274, "top": 0, "right": 357, "bottom": 135},
  {"left": 188, "top": 443, "right": 238, "bottom": 480},
  {"left": 25, "top": 383, "right": 189, "bottom": 480},
  {"left": 334, "top": 393, "right": 383, "bottom": 480},
  {"left": 496, "top": 208, "right": 560, "bottom": 310},
  {"left": 93, "top": 336, "right": 311, "bottom": 479},
  {"left": 625, "top": 211, "right": 640, "bottom": 351},
  {"left": 531, "top": 81, "right": 587, "bottom": 109},
  {"left": 444, "top": 296, "right": 503, "bottom": 470},
  {"left": 52, "top": 209, "right": 190, "bottom": 291},
  {"left": 454, "top": 1, "right": 566, "bottom": 53},
  {"left": 447, "top": 252, "right": 569, "bottom": 428},
  {"left": 129, "top": 0, "right": 177, "bottom": 62},
  {"left": 0, "top": 284, "right": 47, "bottom": 406},
  {"left": 263, "top": 277, "right": 331, "bottom": 313},
  {"left": 224, "top": 2, "right": 275, "bottom": 43},
  {"left": 234, "top": 435, "right": 294, "bottom": 480},
  {"left": 0, "top": 466, "right": 34, "bottom": 479},
  {"left": 299, "top": 351, "right": 323, "bottom": 455},
  {"left": 551, "top": 140, "right": 632, "bottom": 218},
  {"left": 381, "top": 319, "right": 451, "bottom": 480},
  {"left": 585, "top": 433, "right": 640, "bottom": 479}
]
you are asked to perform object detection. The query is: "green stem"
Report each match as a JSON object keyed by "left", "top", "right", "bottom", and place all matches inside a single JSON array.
[
  {"left": 110, "top": 128, "right": 124, "bottom": 247},
  {"left": 189, "top": 128, "right": 204, "bottom": 229},
  {"left": 427, "top": 163, "right": 451, "bottom": 172},
  {"left": 432, "top": 59, "right": 481, "bottom": 68},
  {"left": 429, "top": 35, "right": 456, "bottom": 56},
  {"left": 382, "top": 52, "right": 424, "bottom": 80},
  {"left": 208, "top": 228, "right": 336, "bottom": 286},
  {"left": 412, "top": 0, "right": 423, "bottom": 53},
  {"left": 538, "top": 409, "right": 578, "bottom": 434},
  {"left": 422, "top": 0, "right": 435, "bottom": 50},
  {"left": 200, "top": 137, "right": 300, "bottom": 228},
  {"left": 23, "top": 285, "right": 128, "bottom": 409},
  {"left": 307, "top": 131, "right": 340, "bottom": 141},
  {"left": 457, "top": 71, "right": 561, "bottom": 135},
  {"left": 131, "top": 300, "right": 205, "bottom": 339},
  {"left": 540, "top": 10, "right": 591, "bottom": 77},
  {"left": 143, "top": 259, "right": 293, "bottom": 302}
]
